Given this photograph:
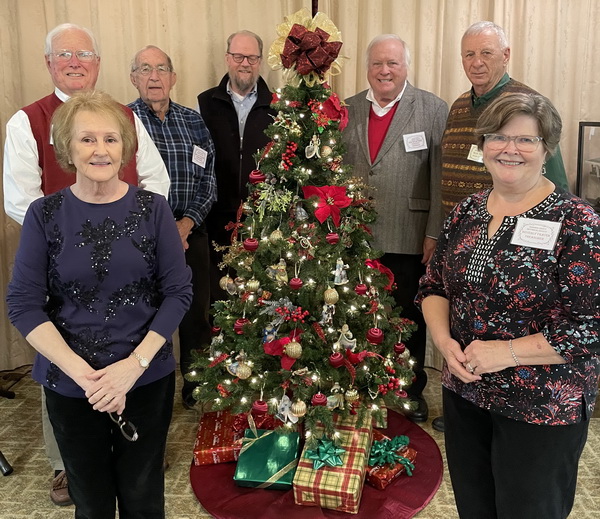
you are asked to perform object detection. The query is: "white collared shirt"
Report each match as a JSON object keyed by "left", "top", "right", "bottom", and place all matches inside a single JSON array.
[{"left": 366, "top": 81, "right": 407, "bottom": 117}]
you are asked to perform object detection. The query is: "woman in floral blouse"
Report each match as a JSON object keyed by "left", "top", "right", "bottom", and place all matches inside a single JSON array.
[{"left": 417, "top": 92, "right": 600, "bottom": 519}]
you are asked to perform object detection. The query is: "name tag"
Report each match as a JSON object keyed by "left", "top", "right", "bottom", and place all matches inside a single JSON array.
[
  {"left": 403, "top": 131, "right": 428, "bottom": 152},
  {"left": 510, "top": 217, "right": 562, "bottom": 250},
  {"left": 467, "top": 144, "right": 483, "bottom": 163},
  {"left": 192, "top": 145, "right": 207, "bottom": 168}
]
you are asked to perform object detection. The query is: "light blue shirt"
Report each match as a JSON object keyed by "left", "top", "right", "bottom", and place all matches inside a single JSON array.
[{"left": 227, "top": 81, "right": 258, "bottom": 144}]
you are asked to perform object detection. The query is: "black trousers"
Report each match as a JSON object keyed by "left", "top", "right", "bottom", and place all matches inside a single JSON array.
[
  {"left": 443, "top": 387, "right": 589, "bottom": 519},
  {"left": 178, "top": 229, "right": 212, "bottom": 399},
  {"left": 45, "top": 373, "right": 175, "bottom": 519},
  {"left": 380, "top": 252, "right": 427, "bottom": 396}
]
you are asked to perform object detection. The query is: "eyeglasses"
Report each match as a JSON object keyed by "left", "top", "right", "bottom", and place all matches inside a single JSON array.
[
  {"left": 227, "top": 52, "right": 261, "bottom": 65},
  {"left": 483, "top": 134, "right": 544, "bottom": 152},
  {"left": 109, "top": 413, "right": 139, "bottom": 442},
  {"left": 51, "top": 50, "right": 97, "bottom": 62},
  {"left": 134, "top": 65, "right": 172, "bottom": 76}
]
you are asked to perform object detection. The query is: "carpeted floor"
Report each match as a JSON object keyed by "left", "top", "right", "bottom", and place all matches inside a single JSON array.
[{"left": 1, "top": 366, "right": 598, "bottom": 518}]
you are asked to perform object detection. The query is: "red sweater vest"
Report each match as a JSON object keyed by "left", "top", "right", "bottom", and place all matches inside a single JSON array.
[
  {"left": 22, "top": 93, "right": 139, "bottom": 195},
  {"left": 368, "top": 103, "right": 399, "bottom": 163}
]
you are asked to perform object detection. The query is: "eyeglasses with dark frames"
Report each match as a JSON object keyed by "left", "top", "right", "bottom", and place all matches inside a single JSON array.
[
  {"left": 51, "top": 50, "right": 97, "bottom": 62},
  {"left": 109, "top": 413, "right": 139, "bottom": 442},
  {"left": 134, "top": 64, "right": 172, "bottom": 76},
  {"left": 227, "top": 52, "right": 261, "bottom": 65},
  {"left": 483, "top": 134, "right": 544, "bottom": 153}
]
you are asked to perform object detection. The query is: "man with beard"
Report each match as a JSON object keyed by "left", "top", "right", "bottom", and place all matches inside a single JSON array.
[{"left": 197, "top": 30, "right": 275, "bottom": 302}]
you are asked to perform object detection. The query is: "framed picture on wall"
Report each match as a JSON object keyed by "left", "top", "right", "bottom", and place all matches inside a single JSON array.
[{"left": 576, "top": 122, "right": 600, "bottom": 212}]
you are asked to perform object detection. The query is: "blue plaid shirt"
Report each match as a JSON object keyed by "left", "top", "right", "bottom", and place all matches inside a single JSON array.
[{"left": 128, "top": 98, "right": 217, "bottom": 228}]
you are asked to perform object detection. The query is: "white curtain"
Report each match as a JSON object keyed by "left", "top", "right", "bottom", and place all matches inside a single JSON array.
[{"left": 1, "top": 0, "right": 599, "bottom": 369}]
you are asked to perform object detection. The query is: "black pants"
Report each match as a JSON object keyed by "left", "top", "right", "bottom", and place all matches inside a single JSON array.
[
  {"left": 178, "top": 229, "right": 212, "bottom": 399},
  {"left": 45, "top": 373, "right": 175, "bottom": 519},
  {"left": 443, "top": 387, "right": 589, "bottom": 519},
  {"left": 380, "top": 252, "right": 427, "bottom": 396}
]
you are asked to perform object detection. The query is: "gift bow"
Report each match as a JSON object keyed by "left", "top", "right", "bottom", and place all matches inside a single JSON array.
[
  {"left": 368, "top": 436, "right": 414, "bottom": 475},
  {"left": 281, "top": 24, "right": 342, "bottom": 76},
  {"left": 305, "top": 437, "right": 346, "bottom": 469}
]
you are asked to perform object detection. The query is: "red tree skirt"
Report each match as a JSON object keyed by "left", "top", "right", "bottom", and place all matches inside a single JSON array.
[{"left": 190, "top": 410, "right": 443, "bottom": 519}]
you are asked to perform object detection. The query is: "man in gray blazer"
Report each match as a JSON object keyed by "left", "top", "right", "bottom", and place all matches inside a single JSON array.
[{"left": 344, "top": 34, "right": 448, "bottom": 423}]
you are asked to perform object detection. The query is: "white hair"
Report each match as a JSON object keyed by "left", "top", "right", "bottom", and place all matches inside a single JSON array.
[
  {"left": 45, "top": 23, "right": 100, "bottom": 56},
  {"left": 366, "top": 34, "right": 411, "bottom": 68}
]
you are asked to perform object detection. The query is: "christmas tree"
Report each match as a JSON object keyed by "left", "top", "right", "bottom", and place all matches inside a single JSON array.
[{"left": 188, "top": 8, "right": 416, "bottom": 441}]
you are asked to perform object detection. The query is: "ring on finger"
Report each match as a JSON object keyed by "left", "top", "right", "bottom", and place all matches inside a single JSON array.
[
  {"left": 467, "top": 362, "right": 475, "bottom": 374},
  {"left": 104, "top": 396, "right": 113, "bottom": 403}
]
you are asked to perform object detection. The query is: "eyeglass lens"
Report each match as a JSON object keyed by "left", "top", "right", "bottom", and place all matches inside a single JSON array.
[
  {"left": 53, "top": 50, "right": 96, "bottom": 62},
  {"left": 228, "top": 52, "right": 260, "bottom": 65},
  {"left": 136, "top": 65, "right": 171, "bottom": 76},
  {"left": 484, "top": 134, "right": 542, "bottom": 152},
  {"left": 109, "top": 413, "right": 139, "bottom": 442}
]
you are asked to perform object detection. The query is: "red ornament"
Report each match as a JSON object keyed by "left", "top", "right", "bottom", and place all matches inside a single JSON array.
[
  {"left": 243, "top": 238, "right": 259, "bottom": 251},
  {"left": 249, "top": 169, "right": 266, "bottom": 184},
  {"left": 354, "top": 283, "right": 368, "bottom": 295},
  {"left": 396, "top": 390, "right": 408, "bottom": 399},
  {"left": 366, "top": 327, "right": 384, "bottom": 345},
  {"left": 234, "top": 318, "right": 250, "bottom": 334},
  {"left": 211, "top": 326, "right": 221, "bottom": 335},
  {"left": 252, "top": 400, "right": 269, "bottom": 415},
  {"left": 326, "top": 232, "right": 340, "bottom": 244},
  {"left": 311, "top": 392, "right": 328, "bottom": 406},
  {"left": 289, "top": 277, "right": 303, "bottom": 290},
  {"left": 329, "top": 352, "right": 345, "bottom": 368},
  {"left": 394, "top": 342, "right": 406, "bottom": 354}
]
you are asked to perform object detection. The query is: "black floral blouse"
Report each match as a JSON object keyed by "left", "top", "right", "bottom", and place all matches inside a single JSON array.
[{"left": 417, "top": 189, "right": 600, "bottom": 425}]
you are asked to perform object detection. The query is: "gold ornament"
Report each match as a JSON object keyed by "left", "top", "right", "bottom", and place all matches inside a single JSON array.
[
  {"left": 246, "top": 278, "right": 260, "bottom": 293},
  {"left": 219, "top": 275, "right": 234, "bottom": 291},
  {"left": 242, "top": 202, "right": 253, "bottom": 215},
  {"left": 269, "top": 229, "right": 284, "bottom": 243},
  {"left": 291, "top": 399, "right": 307, "bottom": 417},
  {"left": 321, "top": 145, "right": 332, "bottom": 157},
  {"left": 344, "top": 388, "right": 359, "bottom": 403},
  {"left": 236, "top": 363, "right": 252, "bottom": 380},
  {"left": 284, "top": 340, "right": 302, "bottom": 359},
  {"left": 324, "top": 287, "right": 339, "bottom": 305}
]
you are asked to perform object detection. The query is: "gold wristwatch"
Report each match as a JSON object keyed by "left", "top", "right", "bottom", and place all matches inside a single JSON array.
[{"left": 130, "top": 351, "right": 150, "bottom": 369}]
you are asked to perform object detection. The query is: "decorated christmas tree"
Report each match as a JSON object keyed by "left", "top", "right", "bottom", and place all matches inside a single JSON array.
[{"left": 188, "top": 8, "right": 416, "bottom": 441}]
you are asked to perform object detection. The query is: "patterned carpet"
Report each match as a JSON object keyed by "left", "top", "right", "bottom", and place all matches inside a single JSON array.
[{"left": 1, "top": 366, "right": 599, "bottom": 518}]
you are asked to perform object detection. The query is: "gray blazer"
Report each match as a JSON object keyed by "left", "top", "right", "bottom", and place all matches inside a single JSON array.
[{"left": 343, "top": 82, "right": 448, "bottom": 255}]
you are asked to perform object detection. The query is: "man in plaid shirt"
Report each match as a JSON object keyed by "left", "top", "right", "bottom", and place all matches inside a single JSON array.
[{"left": 129, "top": 45, "right": 217, "bottom": 408}]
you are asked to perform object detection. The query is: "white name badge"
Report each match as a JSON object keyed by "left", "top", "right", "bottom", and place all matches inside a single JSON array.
[
  {"left": 403, "top": 131, "right": 428, "bottom": 152},
  {"left": 510, "top": 217, "right": 562, "bottom": 250},
  {"left": 467, "top": 144, "right": 484, "bottom": 163},
  {"left": 192, "top": 145, "right": 208, "bottom": 168}
]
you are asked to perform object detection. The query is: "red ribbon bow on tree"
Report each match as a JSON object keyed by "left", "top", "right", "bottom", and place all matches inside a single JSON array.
[
  {"left": 302, "top": 185, "right": 352, "bottom": 227},
  {"left": 281, "top": 24, "right": 342, "bottom": 76},
  {"left": 263, "top": 329, "right": 303, "bottom": 370},
  {"left": 365, "top": 259, "right": 395, "bottom": 291}
]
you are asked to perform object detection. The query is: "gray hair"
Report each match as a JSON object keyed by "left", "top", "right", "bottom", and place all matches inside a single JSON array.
[
  {"left": 365, "top": 34, "right": 411, "bottom": 68},
  {"left": 45, "top": 23, "right": 100, "bottom": 56},
  {"left": 130, "top": 45, "right": 174, "bottom": 73},
  {"left": 462, "top": 21, "right": 509, "bottom": 50},
  {"left": 226, "top": 30, "right": 263, "bottom": 56}
]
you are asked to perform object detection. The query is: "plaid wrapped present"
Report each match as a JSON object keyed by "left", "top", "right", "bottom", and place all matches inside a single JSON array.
[
  {"left": 366, "top": 429, "right": 417, "bottom": 490},
  {"left": 233, "top": 428, "right": 300, "bottom": 490},
  {"left": 293, "top": 414, "right": 372, "bottom": 514},
  {"left": 193, "top": 410, "right": 246, "bottom": 465}
]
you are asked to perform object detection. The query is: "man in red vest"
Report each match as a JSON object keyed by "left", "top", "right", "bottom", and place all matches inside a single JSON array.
[{"left": 2, "top": 23, "right": 170, "bottom": 506}]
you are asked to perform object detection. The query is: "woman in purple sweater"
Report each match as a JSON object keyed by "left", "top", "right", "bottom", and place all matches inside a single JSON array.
[{"left": 7, "top": 91, "right": 192, "bottom": 518}]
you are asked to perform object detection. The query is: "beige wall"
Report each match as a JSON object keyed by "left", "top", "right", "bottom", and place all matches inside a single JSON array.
[{"left": 2, "top": 0, "right": 600, "bottom": 369}]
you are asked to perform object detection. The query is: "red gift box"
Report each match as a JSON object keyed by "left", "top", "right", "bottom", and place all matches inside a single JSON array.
[
  {"left": 366, "top": 429, "right": 417, "bottom": 490},
  {"left": 193, "top": 411, "right": 245, "bottom": 465},
  {"left": 193, "top": 410, "right": 281, "bottom": 465}
]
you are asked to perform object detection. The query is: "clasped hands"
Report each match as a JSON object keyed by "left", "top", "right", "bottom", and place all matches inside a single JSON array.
[
  {"left": 82, "top": 356, "right": 143, "bottom": 414},
  {"left": 438, "top": 337, "right": 510, "bottom": 383}
]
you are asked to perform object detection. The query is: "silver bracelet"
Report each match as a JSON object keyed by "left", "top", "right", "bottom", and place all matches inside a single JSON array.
[{"left": 508, "top": 339, "right": 520, "bottom": 366}]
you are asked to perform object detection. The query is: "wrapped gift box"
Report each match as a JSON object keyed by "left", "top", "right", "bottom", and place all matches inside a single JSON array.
[
  {"left": 293, "top": 414, "right": 372, "bottom": 514},
  {"left": 366, "top": 429, "right": 417, "bottom": 490},
  {"left": 193, "top": 410, "right": 246, "bottom": 465},
  {"left": 233, "top": 429, "right": 300, "bottom": 490}
]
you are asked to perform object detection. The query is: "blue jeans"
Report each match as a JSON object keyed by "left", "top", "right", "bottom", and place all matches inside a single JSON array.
[{"left": 45, "top": 372, "right": 175, "bottom": 519}]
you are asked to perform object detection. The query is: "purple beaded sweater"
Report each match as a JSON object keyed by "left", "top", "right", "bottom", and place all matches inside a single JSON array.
[{"left": 7, "top": 186, "right": 192, "bottom": 398}]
